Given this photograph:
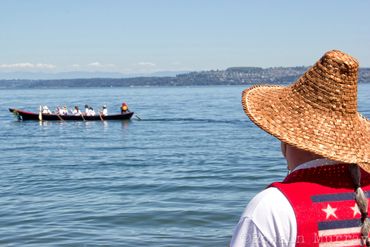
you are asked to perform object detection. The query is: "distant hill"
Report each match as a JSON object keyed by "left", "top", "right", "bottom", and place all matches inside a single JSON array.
[
  {"left": 0, "top": 70, "right": 188, "bottom": 80},
  {"left": 0, "top": 67, "right": 369, "bottom": 89}
]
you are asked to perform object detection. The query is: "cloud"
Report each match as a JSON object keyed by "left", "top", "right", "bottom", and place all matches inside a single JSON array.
[
  {"left": 137, "top": 62, "right": 156, "bottom": 67},
  {"left": 88, "top": 62, "right": 102, "bottom": 67},
  {"left": 0, "top": 62, "right": 56, "bottom": 69},
  {"left": 72, "top": 64, "right": 80, "bottom": 68},
  {"left": 87, "top": 62, "right": 115, "bottom": 68}
]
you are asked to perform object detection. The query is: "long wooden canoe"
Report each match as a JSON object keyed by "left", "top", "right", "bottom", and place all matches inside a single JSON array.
[{"left": 9, "top": 108, "right": 134, "bottom": 121}]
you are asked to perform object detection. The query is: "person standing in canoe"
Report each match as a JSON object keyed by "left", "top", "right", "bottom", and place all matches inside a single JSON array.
[
  {"left": 231, "top": 50, "right": 370, "bottom": 247},
  {"left": 121, "top": 102, "right": 129, "bottom": 114}
]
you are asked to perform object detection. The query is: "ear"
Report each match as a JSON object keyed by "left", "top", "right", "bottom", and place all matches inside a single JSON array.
[{"left": 281, "top": 142, "right": 287, "bottom": 158}]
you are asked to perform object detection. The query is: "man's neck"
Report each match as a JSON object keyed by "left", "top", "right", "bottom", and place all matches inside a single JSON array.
[{"left": 291, "top": 158, "right": 340, "bottom": 172}]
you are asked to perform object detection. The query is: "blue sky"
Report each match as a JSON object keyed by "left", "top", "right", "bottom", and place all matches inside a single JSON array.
[{"left": 1, "top": 0, "right": 369, "bottom": 74}]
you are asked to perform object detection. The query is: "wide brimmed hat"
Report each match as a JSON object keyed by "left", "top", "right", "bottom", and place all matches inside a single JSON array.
[{"left": 242, "top": 50, "right": 370, "bottom": 172}]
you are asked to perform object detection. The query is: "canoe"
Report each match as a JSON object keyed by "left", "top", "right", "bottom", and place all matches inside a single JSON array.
[{"left": 9, "top": 108, "right": 134, "bottom": 121}]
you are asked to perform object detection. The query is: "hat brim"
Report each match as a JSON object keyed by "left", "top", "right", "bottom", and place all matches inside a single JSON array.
[{"left": 242, "top": 84, "right": 370, "bottom": 172}]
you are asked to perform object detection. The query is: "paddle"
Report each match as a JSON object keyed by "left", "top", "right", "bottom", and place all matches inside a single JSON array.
[
  {"left": 80, "top": 113, "right": 86, "bottom": 121},
  {"left": 56, "top": 114, "right": 64, "bottom": 121},
  {"left": 38, "top": 105, "right": 43, "bottom": 121},
  {"left": 135, "top": 114, "right": 142, "bottom": 120},
  {"left": 99, "top": 113, "right": 104, "bottom": 121}
]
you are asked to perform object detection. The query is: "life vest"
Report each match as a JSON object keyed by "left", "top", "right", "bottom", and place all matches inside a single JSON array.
[
  {"left": 271, "top": 163, "right": 370, "bottom": 247},
  {"left": 121, "top": 103, "right": 128, "bottom": 112}
]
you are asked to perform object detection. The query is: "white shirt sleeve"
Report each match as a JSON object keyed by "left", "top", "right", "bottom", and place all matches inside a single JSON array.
[{"left": 230, "top": 187, "right": 297, "bottom": 247}]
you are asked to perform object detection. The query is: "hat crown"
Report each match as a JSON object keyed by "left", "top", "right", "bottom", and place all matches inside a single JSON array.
[{"left": 292, "top": 50, "right": 359, "bottom": 113}]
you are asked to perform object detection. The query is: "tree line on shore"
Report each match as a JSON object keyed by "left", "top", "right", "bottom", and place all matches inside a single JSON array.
[{"left": 1, "top": 67, "right": 369, "bottom": 89}]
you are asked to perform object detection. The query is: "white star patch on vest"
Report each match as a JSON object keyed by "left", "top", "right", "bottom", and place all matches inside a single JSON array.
[
  {"left": 350, "top": 203, "right": 361, "bottom": 217},
  {"left": 322, "top": 204, "right": 338, "bottom": 219}
]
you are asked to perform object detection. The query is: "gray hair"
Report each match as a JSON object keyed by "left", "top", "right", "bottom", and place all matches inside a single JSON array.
[{"left": 349, "top": 164, "right": 370, "bottom": 246}]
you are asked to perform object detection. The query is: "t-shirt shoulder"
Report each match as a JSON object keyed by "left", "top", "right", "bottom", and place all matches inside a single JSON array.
[
  {"left": 232, "top": 187, "right": 297, "bottom": 247},
  {"left": 241, "top": 187, "right": 292, "bottom": 218}
]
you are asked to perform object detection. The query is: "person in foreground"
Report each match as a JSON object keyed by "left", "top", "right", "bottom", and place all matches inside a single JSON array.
[{"left": 230, "top": 50, "right": 370, "bottom": 247}]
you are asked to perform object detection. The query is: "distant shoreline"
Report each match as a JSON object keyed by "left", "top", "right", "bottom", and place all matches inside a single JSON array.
[{"left": 1, "top": 67, "right": 369, "bottom": 89}]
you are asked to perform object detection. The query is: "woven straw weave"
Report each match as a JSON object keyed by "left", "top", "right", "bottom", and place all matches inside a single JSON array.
[{"left": 242, "top": 50, "right": 370, "bottom": 172}]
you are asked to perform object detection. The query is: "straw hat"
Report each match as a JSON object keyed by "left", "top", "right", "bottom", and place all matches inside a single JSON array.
[{"left": 242, "top": 50, "right": 370, "bottom": 172}]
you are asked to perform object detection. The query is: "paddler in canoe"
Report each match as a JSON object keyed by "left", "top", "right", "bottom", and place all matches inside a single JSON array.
[{"left": 121, "top": 102, "right": 130, "bottom": 114}]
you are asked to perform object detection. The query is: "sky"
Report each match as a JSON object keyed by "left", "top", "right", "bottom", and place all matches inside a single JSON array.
[{"left": 1, "top": 0, "right": 370, "bottom": 75}]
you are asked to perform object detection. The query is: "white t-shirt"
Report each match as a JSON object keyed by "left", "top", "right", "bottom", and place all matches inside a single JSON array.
[
  {"left": 102, "top": 108, "right": 108, "bottom": 116},
  {"left": 230, "top": 187, "right": 296, "bottom": 247},
  {"left": 230, "top": 159, "right": 339, "bottom": 247}
]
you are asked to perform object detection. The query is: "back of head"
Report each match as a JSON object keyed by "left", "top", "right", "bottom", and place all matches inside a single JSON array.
[{"left": 242, "top": 49, "right": 370, "bottom": 172}]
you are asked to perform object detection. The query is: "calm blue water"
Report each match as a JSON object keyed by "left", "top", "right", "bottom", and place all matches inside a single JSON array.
[{"left": 0, "top": 85, "right": 369, "bottom": 246}]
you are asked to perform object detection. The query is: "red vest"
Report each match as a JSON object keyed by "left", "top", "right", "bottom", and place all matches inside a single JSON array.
[{"left": 271, "top": 163, "right": 370, "bottom": 247}]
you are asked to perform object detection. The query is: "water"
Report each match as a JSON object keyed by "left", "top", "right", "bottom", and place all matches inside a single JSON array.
[{"left": 0, "top": 85, "right": 369, "bottom": 246}]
